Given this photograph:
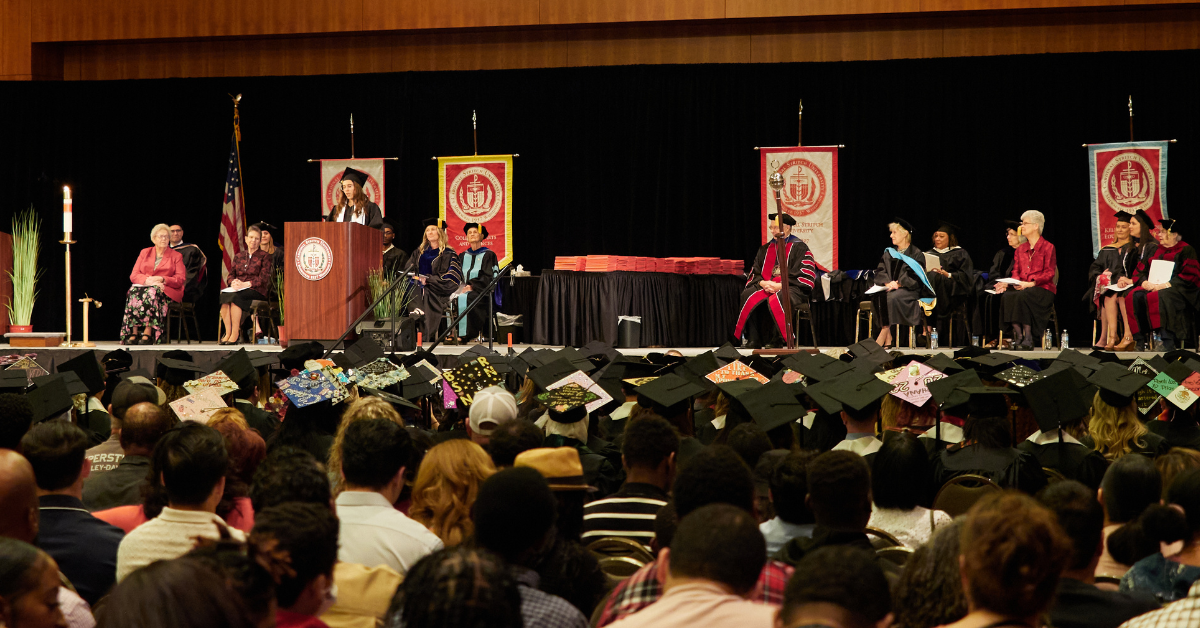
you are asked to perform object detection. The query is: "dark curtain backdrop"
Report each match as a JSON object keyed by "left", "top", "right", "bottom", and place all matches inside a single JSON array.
[{"left": 1, "top": 50, "right": 1197, "bottom": 342}]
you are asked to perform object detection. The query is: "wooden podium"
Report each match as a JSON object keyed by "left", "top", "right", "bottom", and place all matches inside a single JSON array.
[{"left": 284, "top": 222, "right": 381, "bottom": 342}]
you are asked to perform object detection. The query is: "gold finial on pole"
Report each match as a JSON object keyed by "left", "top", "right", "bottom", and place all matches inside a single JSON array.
[
  {"left": 230, "top": 93, "right": 242, "bottom": 141},
  {"left": 472, "top": 110, "right": 478, "bottom": 156},
  {"left": 798, "top": 99, "right": 803, "bottom": 147},
  {"left": 350, "top": 113, "right": 355, "bottom": 158},
  {"left": 1128, "top": 95, "right": 1134, "bottom": 142}
]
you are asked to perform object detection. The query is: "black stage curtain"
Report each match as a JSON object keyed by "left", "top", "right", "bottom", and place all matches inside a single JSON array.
[{"left": 2, "top": 51, "right": 1199, "bottom": 342}]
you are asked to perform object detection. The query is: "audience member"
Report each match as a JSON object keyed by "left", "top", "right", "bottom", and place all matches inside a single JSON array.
[
  {"left": 868, "top": 433, "right": 950, "bottom": 548},
  {"left": 467, "top": 386, "right": 519, "bottom": 446},
  {"left": 336, "top": 419, "right": 442, "bottom": 575},
  {"left": 761, "top": 450, "right": 817, "bottom": 556},
  {"left": 408, "top": 439, "right": 496, "bottom": 547},
  {"left": 210, "top": 418, "right": 267, "bottom": 532},
  {"left": 607, "top": 504, "right": 774, "bottom": 628},
  {"left": 597, "top": 445, "right": 792, "bottom": 627},
  {"left": 933, "top": 393, "right": 1048, "bottom": 494},
  {"left": 115, "top": 422, "right": 244, "bottom": 581},
  {"left": 1120, "top": 468, "right": 1200, "bottom": 602},
  {"left": 1089, "top": 391, "right": 1166, "bottom": 460},
  {"left": 1155, "top": 447, "right": 1200, "bottom": 500},
  {"left": 21, "top": 421, "right": 123, "bottom": 605},
  {"left": 96, "top": 556, "right": 256, "bottom": 628},
  {"left": 0, "top": 393, "right": 35, "bottom": 450},
  {"left": 891, "top": 520, "right": 967, "bottom": 628},
  {"left": 328, "top": 397, "right": 404, "bottom": 495},
  {"left": 229, "top": 380, "right": 280, "bottom": 440},
  {"left": 777, "top": 545, "right": 893, "bottom": 628},
  {"left": 582, "top": 418, "right": 678, "bottom": 547},
  {"left": 251, "top": 503, "right": 340, "bottom": 628},
  {"left": 384, "top": 546, "right": 523, "bottom": 628},
  {"left": 1099, "top": 455, "right": 1163, "bottom": 582},
  {"left": 82, "top": 401, "right": 171, "bottom": 511},
  {"left": 726, "top": 423, "right": 772, "bottom": 470},
  {"left": 268, "top": 399, "right": 338, "bottom": 464},
  {"left": 1039, "top": 480, "right": 1159, "bottom": 628},
  {"left": 1148, "top": 407, "right": 1200, "bottom": 452},
  {"left": 185, "top": 535, "right": 278, "bottom": 628},
  {"left": 940, "top": 492, "right": 1071, "bottom": 628},
  {"left": 486, "top": 419, "right": 544, "bottom": 468},
  {"left": 250, "top": 447, "right": 332, "bottom": 512},
  {"left": 0, "top": 538, "right": 68, "bottom": 628},
  {"left": 84, "top": 380, "right": 160, "bottom": 475}
]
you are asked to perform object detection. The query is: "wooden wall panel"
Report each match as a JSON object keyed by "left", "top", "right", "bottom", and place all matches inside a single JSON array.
[
  {"left": 541, "top": 0, "right": 724, "bottom": 25},
  {"left": 363, "top": 0, "right": 541, "bottom": 30},
  {"left": 941, "top": 10, "right": 1147, "bottom": 56},
  {"left": 920, "top": 0, "right": 1121, "bottom": 11},
  {"left": 1141, "top": 8, "right": 1200, "bottom": 49},
  {"left": 749, "top": 17, "right": 944, "bottom": 62},
  {"left": 0, "top": 0, "right": 32, "bottom": 79},
  {"left": 565, "top": 24, "right": 752, "bottom": 66},
  {"left": 727, "top": 0, "right": 921, "bottom": 19}
]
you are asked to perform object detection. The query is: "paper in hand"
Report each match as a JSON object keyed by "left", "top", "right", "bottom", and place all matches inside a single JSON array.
[
  {"left": 923, "top": 253, "right": 942, "bottom": 272},
  {"left": 1149, "top": 260, "right": 1175, "bottom": 285}
]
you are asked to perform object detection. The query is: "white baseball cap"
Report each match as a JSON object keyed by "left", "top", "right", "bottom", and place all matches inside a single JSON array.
[{"left": 468, "top": 386, "right": 519, "bottom": 436}]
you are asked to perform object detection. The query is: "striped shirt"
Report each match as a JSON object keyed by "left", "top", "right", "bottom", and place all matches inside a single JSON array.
[{"left": 581, "top": 483, "right": 669, "bottom": 547}]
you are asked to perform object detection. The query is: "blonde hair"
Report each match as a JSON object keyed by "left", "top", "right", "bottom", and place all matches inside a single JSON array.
[
  {"left": 1088, "top": 392, "right": 1148, "bottom": 461},
  {"left": 328, "top": 397, "right": 404, "bottom": 495},
  {"left": 207, "top": 407, "right": 248, "bottom": 430},
  {"left": 150, "top": 223, "right": 170, "bottom": 244},
  {"left": 409, "top": 440, "right": 496, "bottom": 547},
  {"left": 417, "top": 223, "right": 448, "bottom": 255},
  {"left": 887, "top": 222, "right": 912, "bottom": 248}
]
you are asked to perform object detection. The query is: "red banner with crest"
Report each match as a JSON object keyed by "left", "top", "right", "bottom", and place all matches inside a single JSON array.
[
  {"left": 1088, "top": 141, "right": 1169, "bottom": 257},
  {"left": 437, "top": 155, "right": 513, "bottom": 268},
  {"left": 759, "top": 147, "right": 838, "bottom": 272}
]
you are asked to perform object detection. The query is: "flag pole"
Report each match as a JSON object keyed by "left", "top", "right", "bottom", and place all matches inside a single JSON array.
[
  {"left": 798, "top": 100, "right": 803, "bottom": 147},
  {"left": 232, "top": 94, "right": 244, "bottom": 210},
  {"left": 472, "top": 111, "right": 478, "bottom": 156},
  {"left": 351, "top": 114, "right": 355, "bottom": 159},
  {"left": 1128, "top": 95, "right": 1134, "bottom": 142}
]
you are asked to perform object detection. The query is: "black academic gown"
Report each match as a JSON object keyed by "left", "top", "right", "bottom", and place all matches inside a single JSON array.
[
  {"left": 1016, "top": 433, "right": 1110, "bottom": 490},
  {"left": 1146, "top": 419, "right": 1200, "bottom": 451},
  {"left": 933, "top": 443, "right": 1048, "bottom": 495},
  {"left": 382, "top": 245, "right": 409, "bottom": 277},
  {"left": 927, "top": 247, "right": 975, "bottom": 345},
  {"left": 734, "top": 236, "right": 816, "bottom": 344},
  {"left": 417, "top": 248, "right": 462, "bottom": 339},
  {"left": 456, "top": 247, "right": 499, "bottom": 340},
  {"left": 974, "top": 247, "right": 1015, "bottom": 340},
  {"left": 1084, "top": 242, "right": 1134, "bottom": 317},
  {"left": 871, "top": 244, "right": 931, "bottom": 330},
  {"left": 170, "top": 242, "right": 208, "bottom": 303},
  {"left": 328, "top": 202, "right": 384, "bottom": 230}
]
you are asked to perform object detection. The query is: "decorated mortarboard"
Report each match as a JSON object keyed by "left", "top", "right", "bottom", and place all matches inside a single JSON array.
[
  {"left": 1163, "top": 362, "right": 1197, "bottom": 387},
  {"left": 622, "top": 376, "right": 659, "bottom": 387},
  {"left": 888, "top": 361, "right": 947, "bottom": 408},
  {"left": 183, "top": 371, "right": 239, "bottom": 396},
  {"left": 356, "top": 358, "right": 408, "bottom": 390},
  {"left": 958, "top": 386, "right": 1019, "bottom": 419},
  {"left": 442, "top": 357, "right": 506, "bottom": 406},
  {"left": 170, "top": 388, "right": 228, "bottom": 423},
  {"left": 824, "top": 370, "right": 893, "bottom": 412},
  {"left": 927, "top": 369, "right": 984, "bottom": 410},
  {"left": 546, "top": 369, "right": 614, "bottom": 414},
  {"left": 1128, "top": 357, "right": 1163, "bottom": 416},
  {"left": 34, "top": 372, "right": 89, "bottom": 397},
  {"left": 741, "top": 382, "right": 808, "bottom": 432},
  {"left": 407, "top": 362, "right": 442, "bottom": 385},
  {"left": 27, "top": 376, "right": 73, "bottom": 422},
  {"left": 57, "top": 351, "right": 106, "bottom": 395},
  {"left": 1055, "top": 349, "right": 1102, "bottom": 367},
  {"left": 707, "top": 360, "right": 770, "bottom": 385},
  {"left": 1089, "top": 362, "right": 1152, "bottom": 408},
  {"left": 996, "top": 365, "right": 1042, "bottom": 388},
  {"left": 277, "top": 370, "right": 344, "bottom": 408},
  {"left": 713, "top": 342, "right": 743, "bottom": 362},
  {"left": 0, "top": 369, "right": 29, "bottom": 393},
  {"left": 5, "top": 356, "right": 48, "bottom": 386},
  {"left": 343, "top": 336, "right": 386, "bottom": 369},
  {"left": 537, "top": 384, "right": 597, "bottom": 424},
  {"left": 361, "top": 386, "right": 420, "bottom": 410},
  {"left": 923, "top": 353, "right": 964, "bottom": 374},
  {"left": 770, "top": 368, "right": 805, "bottom": 385},
  {"left": 783, "top": 352, "right": 853, "bottom": 382},
  {"left": 635, "top": 373, "right": 705, "bottom": 413},
  {"left": 1152, "top": 363, "right": 1199, "bottom": 410},
  {"left": 876, "top": 366, "right": 904, "bottom": 383},
  {"left": 528, "top": 359, "right": 582, "bottom": 392},
  {"left": 1024, "top": 369, "right": 1093, "bottom": 432},
  {"left": 1147, "top": 371, "right": 1184, "bottom": 400}
]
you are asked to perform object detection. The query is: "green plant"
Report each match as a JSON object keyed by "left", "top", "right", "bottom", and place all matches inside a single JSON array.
[
  {"left": 368, "top": 268, "right": 418, "bottom": 320},
  {"left": 7, "top": 207, "right": 43, "bottom": 327},
  {"left": 273, "top": 269, "right": 285, "bottom": 326}
]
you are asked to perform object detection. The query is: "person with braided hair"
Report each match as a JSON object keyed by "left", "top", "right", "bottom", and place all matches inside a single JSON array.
[{"left": 386, "top": 546, "right": 523, "bottom": 628}]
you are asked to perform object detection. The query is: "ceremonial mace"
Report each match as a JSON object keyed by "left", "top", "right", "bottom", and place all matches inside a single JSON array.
[{"left": 767, "top": 160, "right": 796, "bottom": 350}]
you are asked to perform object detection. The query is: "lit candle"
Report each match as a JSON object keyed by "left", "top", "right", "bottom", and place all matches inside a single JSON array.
[{"left": 63, "top": 186, "right": 72, "bottom": 234}]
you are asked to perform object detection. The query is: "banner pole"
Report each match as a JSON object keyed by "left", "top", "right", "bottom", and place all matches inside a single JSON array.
[
  {"left": 798, "top": 100, "right": 803, "bottom": 147},
  {"left": 472, "top": 111, "right": 478, "bottom": 156},
  {"left": 351, "top": 114, "right": 355, "bottom": 159},
  {"left": 1128, "top": 96, "right": 1134, "bottom": 142}
]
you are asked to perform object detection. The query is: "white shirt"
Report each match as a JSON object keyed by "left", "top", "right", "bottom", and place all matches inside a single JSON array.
[
  {"left": 759, "top": 517, "right": 815, "bottom": 556},
  {"left": 115, "top": 507, "right": 244, "bottom": 582},
  {"left": 919, "top": 421, "right": 964, "bottom": 444},
  {"left": 333, "top": 206, "right": 367, "bottom": 225},
  {"left": 609, "top": 401, "right": 637, "bottom": 422},
  {"left": 335, "top": 491, "right": 443, "bottom": 576},
  {"left": 1026, "top": 429, "right": 1084, "bottom": 446},
  {"left": 832, "top": 435, "right": 883, "bottom": 457},
  {"left": 868, "top": 504, "right": 952, "bottom": 548}
]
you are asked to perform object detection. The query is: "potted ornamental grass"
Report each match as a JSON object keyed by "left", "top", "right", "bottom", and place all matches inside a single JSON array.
[
  {"left": 7, "top": 207, "right": 43, "bottom": 333},
  {"left": 274, "top": 269, "right": 287, "bottom": 347}
]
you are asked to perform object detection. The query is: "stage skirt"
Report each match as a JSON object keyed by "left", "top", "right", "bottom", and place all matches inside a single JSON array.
[{"left": 120, "top": 285, "right": 171, "bottom": 341}]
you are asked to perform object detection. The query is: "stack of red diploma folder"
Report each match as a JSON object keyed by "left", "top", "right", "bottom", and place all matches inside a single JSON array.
[{"left": 551, "top": 256, "right": 744, "bottom": 275}]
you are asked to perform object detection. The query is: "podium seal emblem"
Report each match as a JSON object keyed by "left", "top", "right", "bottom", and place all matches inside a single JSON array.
[{"left": 295, "top": 237, "right": 334, "bottom": 281}]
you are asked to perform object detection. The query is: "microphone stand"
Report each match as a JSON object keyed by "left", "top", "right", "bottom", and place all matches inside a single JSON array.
[
  {"left": 427, "top": 264, "right": 512, "bottom": 354},
  {"left": 322, "top": 253, "right": 419, "bottom": 359}
]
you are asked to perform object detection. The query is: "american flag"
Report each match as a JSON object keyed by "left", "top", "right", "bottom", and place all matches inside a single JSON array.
[{"left": 219, "top": 131, "right": 246, "bottom": 289}]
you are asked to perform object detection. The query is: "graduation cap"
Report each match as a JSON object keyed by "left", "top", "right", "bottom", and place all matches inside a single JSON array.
[
  {"left": 27, "top": 376, "right": 73, "bottom": 423},
  {"left": 957, "top": 386, "right": 1018, "bottom": 420},
  {"left": 801, "top": 378, "right": 844, "bottom": 415},
  {"left": 783, "top": 352, "right": 853, "bottom": 382},
  {"left": 1165, "top": 349, "right": 1200, "bottom": 365},
  {"left": 593, "top": 378, "right": 626, "bottom": 414},
  {"left": 400, "top": 378, "right": 438, "bottom": 400},
  {"left": 1114, "top": 211, "right": 1134, "bottom": 223},
  {"left": 156, "top": 357, "right": 206, "bottom": 387},
  {"left": 443, "top": 357, "right": 506, "bottom": 406},
  {"left": 1004, "top": 219, "right": 1022, "bottom": 232},
  {"left": 1023, "top": 369, "right": 1093, "bottom": 432},
  {"left": 1148, "top": 355, "right": 1172, "bottom": 373},
  {"left": 279, "top": 342, "right": 326, "bottom": 372},
  {"left": 463, "top": 222, "right": 490, "bottom": 239},
  {"left": 461, "top": 344, "right": 502, "bottom": 360},
  {"left": 537, "top": 383, "right": 597, "bottom": 411},
  {"left": 1092, "top": 350, "right": 1122, "bottom": 364},
  {"left": 849, "top": 351, "right": 893, "bottom": 373},
  {"left": 361, "top": 386, "right": 420, "bottom": 410},
  {"left": 34, "top": 372, "right": 88, "bottom": 397},
  {"left": 715, "top": 378, "right": 763, "bottom": 400},
  {"left": 923, "top": 353, "right": 964, "bottom": 374},
  {"left": 824, "top": 370, "right": 893, "bottom": 415},
  {"left": 102, "top": 349, "right": 133, "bottom": 374},
  {"left": 996, "top": 365, "right": 1042, "bottom": 388},
  {"left": 744, "top": 355, "right": 781, "bottom": 378},
  {"left": 579, "top": 340, "right": 618, "bottom": 361},
  {"left": 933, "top": 219, "right": 959, "bottom": 236},
  {"left": 57, "top": 351, "right": 106, "bottom": 395},
  {"left": 528, "top": 359, "right": 582, "bottom": 392},
  {"left": 927, "top": 369, "right": 984, "bottom": 409},
  {"left": 252, "top": 221, "right": 280, "bottom": 241},
  {"left": 713, "top": 342, "right": 743, "bottom": 363},
  {"left": 1160, "top": 218, "right": 1178, "bottom": 233},
  {"left": 213, "top": 350, "right": 257, "bottom": 393},
  {"left": 768, "top": 213, "right": 797, "bottom": 226},
  {"left": 422, "top": 217, "right": 447, "bottom": 230},
  {"left": 341, "top": 167, "right": 367, "bottom": 187},
  {"left": 0, "top": 370, "right": 29, "bottom": 394},
  {"left": 891, "top": 217, "right": 914, "bottom": 234},
  {"left": 342, "top": 337, "right": 386, "bottom": 369},
  {"left": 1055, "top": 349, "right": 1101, "bottom": 367},
  {"left": 847, "top": 340, "right": 892, "bottom": 366},
  {"left": 551, "top": 347, "right": 596, "bottom": 373},
  {"left": 1163, "top": 362, "right": 1196, "bottom": 387},
  {"left": 970, "top": 352, "right": 1019, "bottom": 370},
  {"left": 244, "top": 351, "right": 277, "bottom": 371},
  {"left": 1088, "top": 363, "right": 1154, "bottom": 408},
  {"left": 771, "top": 368, "right": 805, "bottom": 385},
  {"left": 740, "top": 382, "right": 808, "bottom": 432},
  {"left": 635, "top": 373, "right": 705, "bottom": 416}
]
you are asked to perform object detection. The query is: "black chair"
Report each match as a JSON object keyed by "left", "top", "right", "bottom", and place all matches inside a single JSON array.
[
  {"left": 165, "top": 301, "right": 201, "bottom": 344},
  {"left": 792, "top": 294, "right": 820, "bottom": 350}
]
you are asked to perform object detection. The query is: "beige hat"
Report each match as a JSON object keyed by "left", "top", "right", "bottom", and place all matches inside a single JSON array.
[{"left": 513, "top": 447, "right": 595, "bottom": 492}]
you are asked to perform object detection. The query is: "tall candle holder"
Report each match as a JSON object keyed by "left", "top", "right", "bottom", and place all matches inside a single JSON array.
[{"left": 60, "top": 186, "right": 81, "bottom": 347}]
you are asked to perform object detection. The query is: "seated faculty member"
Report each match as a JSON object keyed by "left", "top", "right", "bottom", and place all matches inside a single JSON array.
[
  {"left": 168, "top": 223, "right": 209, "bottom": 303},
  {"left": 413, "top": 219, "right": 462, "bottom": 341},
  {"left": 121, "top": 222, "right": 186, "bottom": 345},
  {"left": 734, "top": 213, "right": 816, "bottom": 349},
  {"left": 872, "top": 218, "right": 932, "bottom": 349},
  {"left": 996, "top": 210, "right": 1057, "bottom": 350},
  {"left": 455, "top": 222, "right": 500, "bottom": 342},
  {"left": 219, "top": 223, "right": 273, "bottom": 345}
]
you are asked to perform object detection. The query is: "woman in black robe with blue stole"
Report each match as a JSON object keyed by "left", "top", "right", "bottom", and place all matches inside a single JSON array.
[
  {"left": 415, "top": 218, "right": 462, "bottom": 340},
  {"left": 872, "top": 218, "right": 934, "bottom": 348},
  {"left": 1084, "top": 211, "right": 1136, "bottom": 350},
  {"left": 926, "top": 221, "right": 975, "bottom": 347},
  {"left": 455, "top": 222, "right": 500, "bottom": 342}
]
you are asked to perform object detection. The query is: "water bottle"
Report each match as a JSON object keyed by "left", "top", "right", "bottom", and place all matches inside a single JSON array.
[
  {"left": 1153, "top": 331, "right": 1163, "bottom": 351},
  {"left": 971, "top": 335, "right": 981, "bottom": 347},
  {"left": 1043, "top": 329, "right": 1053, "bottom": 350},
  {"left": 929, "top": 329, "right": 938, "bottom": 349},
  {"left": 1061, "top": 329, "right": 1069, "bottom": 350}
]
